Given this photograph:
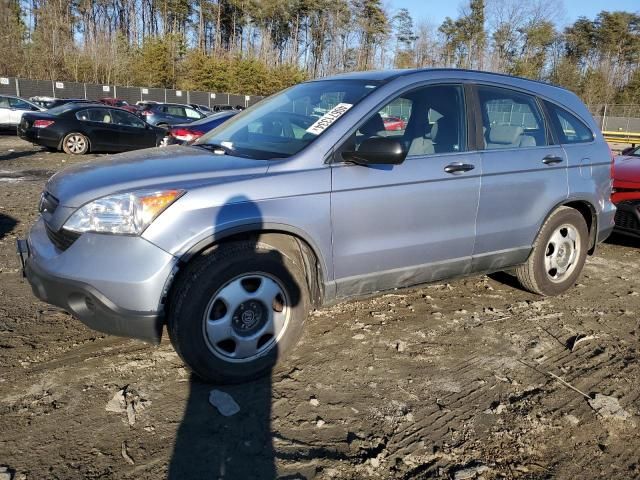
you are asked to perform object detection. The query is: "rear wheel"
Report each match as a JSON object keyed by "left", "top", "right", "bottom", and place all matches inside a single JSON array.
[
  {"left": 516, "top": 207, "right": 588, "bottom": 296},
  {"left": 168, "top": 239, "right": 310, "bottom": 383},
  {"left": 62, "top": 132, "right": 89, "bottom": 155}
]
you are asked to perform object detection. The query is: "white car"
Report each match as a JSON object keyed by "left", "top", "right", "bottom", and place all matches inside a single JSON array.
[{"left": 0, "top": 95, "right": 44, "bottom": 129}]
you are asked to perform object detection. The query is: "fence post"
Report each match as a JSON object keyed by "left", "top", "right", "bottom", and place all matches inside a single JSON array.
[
  {"left": 114, "top": 85, "right": 117, "bottom": 98},
  {"left": 15, "top": 78, "right": 20, "bottom": 97},
  {"left": 626, "top": 105, "right": 631, "bottom": 133},
  {"left": 83, "top": 83, "right": 87, "bottom": 99},
  {"left": 51, "top": 80, "right": 55, "bottom": 97},
  {"left": 164, "top": 89, "right": 167, "bottom": 103},
  {"left": 601, "top": 104, "right": 607, "bottom": 131}
]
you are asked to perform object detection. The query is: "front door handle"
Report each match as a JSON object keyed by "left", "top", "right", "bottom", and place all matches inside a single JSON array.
[
  {"left": 542, "top": 155, "right": 564, "bottom": 165},
  {"left": 444, "top": 163, "right": 475, "bottom": 174}
]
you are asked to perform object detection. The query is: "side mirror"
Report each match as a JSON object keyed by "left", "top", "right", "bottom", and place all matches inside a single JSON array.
[{"left": 342, "top": 137, "right": 407, "bottom": 166}]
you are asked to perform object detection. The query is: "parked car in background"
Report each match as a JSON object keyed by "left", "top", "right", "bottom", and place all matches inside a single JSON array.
[
  {"left": 612, "top": 147, "right": 640, "bottom": 237},
  {"left": 18, "top": 103, "right": 164, "bottom": 154},
  {"left": 136, "top": 100, "right": 159, "bottom": 108},
  {"left": 382, "top": 115, "right": 407, "bottom": 131},
  {"left": 164, "top": 110, "right": 238, "bottom": 145},
  {"left": 189, "top": 104, "right": 214, "bottom": 116},
  {"left": 19, "top": 69, "right": 616, "bottom": 384},
  {"left": 29, "top": 97, "right": 93, "bottom": 109},
  {"left": 138, "top": 102, "right": 206, "bottom": 128},
  {"left": 99, "top": 98, "right": 139, "bottom": 114},
  {"left": 0, "top": 95, "right": 44, "bottom": 129},
  {"left": 212, "top": 104, "right": 242, "bottom": 112}
]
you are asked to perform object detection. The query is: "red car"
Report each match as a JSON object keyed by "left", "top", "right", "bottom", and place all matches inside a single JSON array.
[
  {"left": 612, "top": 146, "right": 640, "bottom": 237},
  {"left": 98, "top": 98, "right": 139, "bottom": 114},
  {"left": 382, "top": 116, "right": 407, "bottom": 131}
]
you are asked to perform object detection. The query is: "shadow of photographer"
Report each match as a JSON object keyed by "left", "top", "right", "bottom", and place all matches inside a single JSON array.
[{"left": 168, "top": 195, "right": 303, "bottom": 479}]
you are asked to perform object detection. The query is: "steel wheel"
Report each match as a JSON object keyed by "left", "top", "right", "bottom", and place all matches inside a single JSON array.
[
  {"left": 63, "top": 133, "right": 88, "bottom": 154},
  {"left": 544, "top": 224, "right": 580, "bottom": 282},
  {"left": 202, "top": 273, "right": 290, "bottom": 363}
]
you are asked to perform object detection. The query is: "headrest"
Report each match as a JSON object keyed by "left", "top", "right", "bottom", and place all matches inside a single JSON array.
[{"left": 488, "top": 125, "right": 523, "bottom": 144}]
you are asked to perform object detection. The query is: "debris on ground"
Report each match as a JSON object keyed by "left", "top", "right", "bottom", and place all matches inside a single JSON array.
[
  {"left": 566, "top": 333, "right": 596, "bottom": 352},
  {"left": 208, "top": 389, "right": 240, "bottom": 416},
  {"left": 105, "top": 386, "right": 150, "bottom": 426},
  {"left": 452, "top": 463, "right": 490, "bottom": 479},
  {"left": 121, "top": 441, "right": 135, "bottom": 465},
  {"left": 588, "top": 394, "right": 632, "bottom": 422},
  {"left": 0, "top": 466, "right": 13, "bottom": 480}
]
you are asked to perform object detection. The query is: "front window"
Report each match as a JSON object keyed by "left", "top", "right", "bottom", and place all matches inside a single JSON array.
[
  {"left": 195, "top": 79, "right": 382, "bottom": 159},
  {"left": 339, "top": 84, "right": 466, "bottom": 159}
]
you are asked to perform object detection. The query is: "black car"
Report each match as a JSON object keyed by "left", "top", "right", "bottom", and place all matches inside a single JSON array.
[{"left": 18, "top": 103, "right": 165, "bottom": 155}]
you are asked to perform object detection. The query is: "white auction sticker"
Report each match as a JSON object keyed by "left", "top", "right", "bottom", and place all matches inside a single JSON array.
[{"left": 306, "top": 103, "right": 353, "bottom": 135}]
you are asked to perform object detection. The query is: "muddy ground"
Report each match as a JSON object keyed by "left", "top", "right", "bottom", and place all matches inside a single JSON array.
[{"left": 0, "top": 133, "right": 639, "bottom": 480}]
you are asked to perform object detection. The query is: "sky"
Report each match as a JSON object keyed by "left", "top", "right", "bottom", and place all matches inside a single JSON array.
[{"left": 390, "top": 0, "right": 640, "bottom": 27}]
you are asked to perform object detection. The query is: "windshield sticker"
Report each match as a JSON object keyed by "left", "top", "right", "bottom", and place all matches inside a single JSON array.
[{"left": 306, "top": 103, "right": 353, "bottom": 135}]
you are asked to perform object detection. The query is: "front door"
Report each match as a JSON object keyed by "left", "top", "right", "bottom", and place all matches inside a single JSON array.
[
  {"left": 111, "top": 109, "right": 153, "bottom": 149},
  {"left": 331, "top": 84, "right": 481, "bottom": 298}
]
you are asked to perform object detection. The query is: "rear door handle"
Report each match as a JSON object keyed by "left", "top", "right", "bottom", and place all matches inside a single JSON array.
[
  {"left": 444, "top": 163, "right": 475, "bottom": 174},
  {"left": 542, "top": 155, "right": 564, "bottom": 165}
]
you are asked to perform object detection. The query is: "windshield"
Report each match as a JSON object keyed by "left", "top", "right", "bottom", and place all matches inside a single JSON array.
[{"left": 195, "top": 79, "right": 381, "bottom": 159}]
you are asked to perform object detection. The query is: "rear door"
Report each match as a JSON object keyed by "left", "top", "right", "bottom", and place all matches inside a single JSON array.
[
  {"left": 331, "top": 83, "right": 481, "bottom": 298},
  {"left": 81, "top": 107, "right": 121, "bottom": 150},
  {"left": 472, "top": 85, "right": 568, "bottom": 271}
]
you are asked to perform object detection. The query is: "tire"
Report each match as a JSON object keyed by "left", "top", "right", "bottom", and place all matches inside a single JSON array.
[
  {"left": 62, "top": 132, "right": 90, "bottom": 155},
  {"left": 515, "top": 207, "right": 589, "bottom": 296},
  {"left": 168, "top": 239, "right": 310, "bottom": 383}
]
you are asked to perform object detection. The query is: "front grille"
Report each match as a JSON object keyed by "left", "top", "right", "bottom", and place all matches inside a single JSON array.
[
  {"left": 45, "top": 222, "right": 80, "bottom": 251},
  {"left": 615, "top": 205, "right": 640, "bottom": 231}
]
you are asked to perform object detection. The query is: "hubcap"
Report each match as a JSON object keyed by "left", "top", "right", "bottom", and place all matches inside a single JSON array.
[
  {"left": 544, "top": 224, "right": 580, "bottom": 282},
  {"left": 66, "top": 135, "right": 86, "bottom": 154},
  {"left": 202, "top": 274, "right": 289, "bottom": 362}
]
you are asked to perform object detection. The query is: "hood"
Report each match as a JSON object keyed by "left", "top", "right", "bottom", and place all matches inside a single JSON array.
[
  {"left": 613, "top": 155, "right": 640, "bottom": 184},
  {"left": 46, "top": 145, "right": 270, "bottom": 207}
]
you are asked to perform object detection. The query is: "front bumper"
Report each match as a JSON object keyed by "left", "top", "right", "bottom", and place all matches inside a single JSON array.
[
  {"left": 614, "top": 201, "right": 640, "bottom": 238},
  {"left": 19, "top": 218, "right": 178, "bottom": 343}
]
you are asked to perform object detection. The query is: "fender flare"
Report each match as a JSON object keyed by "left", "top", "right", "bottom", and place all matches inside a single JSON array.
[{"left": 178, "top": 222, "right": 330, "bottom": 285}]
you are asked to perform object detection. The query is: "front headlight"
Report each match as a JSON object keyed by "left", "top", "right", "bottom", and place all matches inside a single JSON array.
[{"left": 63, "top": 189, "right": 185, "bottom": 235}]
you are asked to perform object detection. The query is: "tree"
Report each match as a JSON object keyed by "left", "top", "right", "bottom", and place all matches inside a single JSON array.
[{"left": 393, "top": 8, "right": 418, "bottom": 68}]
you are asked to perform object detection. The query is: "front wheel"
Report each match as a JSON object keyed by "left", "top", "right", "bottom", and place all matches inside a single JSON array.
[
  {"left": 516, "top": 207, "right": 589, "bottom": 296},
  {"left": 168, "top": 239, "right": 310, "bottom": 383},
  {"left": 62, "top": 132, "right": 90, "bottom": 155}
]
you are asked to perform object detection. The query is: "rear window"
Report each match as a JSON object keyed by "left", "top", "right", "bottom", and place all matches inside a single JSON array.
[
  {"left": 545, "top": 103, "right": 594, "bottom": 144},
  {"left": 47, "top": 104, "right": 78, "bottom": 116}
]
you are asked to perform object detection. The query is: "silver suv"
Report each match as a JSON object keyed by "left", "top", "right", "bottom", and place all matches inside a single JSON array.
[{"left": 19, "top": 69, "right": 615, "bottom": 383}]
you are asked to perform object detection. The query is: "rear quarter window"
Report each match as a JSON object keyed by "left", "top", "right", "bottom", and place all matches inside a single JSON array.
[{"left": 545, "top": 102, "right": 594, "bottom": 144}]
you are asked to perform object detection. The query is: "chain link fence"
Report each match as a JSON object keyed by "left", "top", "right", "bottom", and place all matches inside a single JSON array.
[
  {"left": 0, "top": 76, "right": 265, "bottom": 108},
  {"left": 588, "top": 104, "right": 640, "bottom": 133}
]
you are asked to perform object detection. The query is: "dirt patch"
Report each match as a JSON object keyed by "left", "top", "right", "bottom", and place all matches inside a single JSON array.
[{"left": 0, "top": 134, "right": 639, "bottom": 479}]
